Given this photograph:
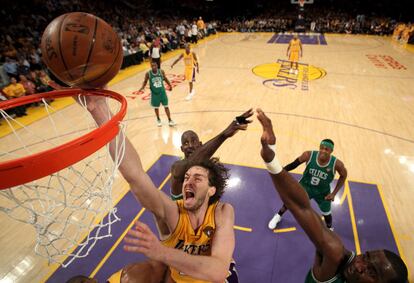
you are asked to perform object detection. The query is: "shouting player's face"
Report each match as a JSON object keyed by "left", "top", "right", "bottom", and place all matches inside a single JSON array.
[{"left": 182, "top": 166, "right": 215, "bottom": 212}]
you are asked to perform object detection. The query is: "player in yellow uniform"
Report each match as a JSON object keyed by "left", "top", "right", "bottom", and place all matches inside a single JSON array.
[
  {"left": 171, "top": 44, "right": 199, "bottom": 101},
  {"left": 160, "top": 199, "right": 237, "bottom": 282},
  {"left": 84, "top": 95, "right": 241, "bottom": 283},
  {"left": 287, "top": 34, "right": 303, "bottom": 75}
]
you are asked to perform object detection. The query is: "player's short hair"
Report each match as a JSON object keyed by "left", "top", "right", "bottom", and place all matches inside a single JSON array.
[
  {"left": 383, "top": 249, "right": 408, "bottom": 283},
  {"left": 181, "top": 130, "right": 199, "bottom": 144}
]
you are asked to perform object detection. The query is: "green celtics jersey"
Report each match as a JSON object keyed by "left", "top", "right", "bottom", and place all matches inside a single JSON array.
[
  {"left": 304, "top": 252, "right": 355, "bottom": 283},
  {"left": 299, "top": 151, "right": 336, "bottom": 195},
  {"left": 149, "top": 69, "right": 166, "bottom": 96},
  {"left": 305, "top": 269, "right": 346, "bottom": 283}
]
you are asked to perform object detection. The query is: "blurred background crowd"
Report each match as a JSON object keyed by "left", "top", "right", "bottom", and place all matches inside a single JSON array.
[{"left": 0, "top": 0, "right": 412, "bottom": 114}]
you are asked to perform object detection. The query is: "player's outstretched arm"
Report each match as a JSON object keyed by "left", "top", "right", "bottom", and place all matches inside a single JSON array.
[
  {"left": 283, "top": 151, "right": 310, "bottom": 171},
  {"left": 258, "top": 109, "right": 347, "bottom": 280},
  {"left": 257, "top": 109, "right": 341, "bottom": 252},
  {"left": 124, "top": 203, "right": 235, "bottom": 282},
  {"left": 170, "top": 109, "right": 254, "bottom": 194},
  {"left": 85, "top": 95, "right": 178, "bottom": 226},
  {"left": 170, "top": 54, "right": 183, "bottom": 68},
  {"left": 190, "top": 108, "right": 253, "bottom": 162}
]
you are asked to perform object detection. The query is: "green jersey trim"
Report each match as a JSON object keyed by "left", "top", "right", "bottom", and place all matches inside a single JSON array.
[
  {"left": 309, "top": 252, "right": 355, "bottom": 283},
  {"left": 171, "top": 193, "right": 183, "bottom": 201},
  {"left": 315, "top": 151, "right": 333, "bottom": 168}
]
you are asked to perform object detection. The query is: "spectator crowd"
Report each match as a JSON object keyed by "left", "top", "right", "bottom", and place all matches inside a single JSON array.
[{"left": 0, "top": 0, "right": 412, "bottom": 120}]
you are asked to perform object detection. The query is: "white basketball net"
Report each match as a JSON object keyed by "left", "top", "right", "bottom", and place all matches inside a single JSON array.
[{"left": 0, "top": 94, "right": 126, "bottom": 267}]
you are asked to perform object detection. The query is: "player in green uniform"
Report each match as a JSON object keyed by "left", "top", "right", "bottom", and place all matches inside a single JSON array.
[
  {"left": 257, "top": 109, "right": 407, "bottom": 283},
  {"left": 268, "top": 139, "right": 347, "bottom": 230},
  {"left": 139, "top": 61, "right": 175, "bottom": 127},
  {"left": 169, "top": 109, "right": 253, "bottom": 201}
]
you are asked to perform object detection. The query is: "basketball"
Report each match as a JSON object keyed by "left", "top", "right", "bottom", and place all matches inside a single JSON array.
[{"left": 40, "top": 12, "right": 122, "bottom": 89}]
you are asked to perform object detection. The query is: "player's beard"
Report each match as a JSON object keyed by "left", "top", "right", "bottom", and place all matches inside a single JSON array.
[{"left": 186, "top": 191, "right": 208, "bottom": 212}]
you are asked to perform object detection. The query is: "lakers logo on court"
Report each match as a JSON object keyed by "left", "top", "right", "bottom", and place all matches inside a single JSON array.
[{"left": 252, "top": 59, "right": 327, "bottom": 91}]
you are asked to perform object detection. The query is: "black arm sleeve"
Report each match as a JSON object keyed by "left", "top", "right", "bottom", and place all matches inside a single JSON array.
[{"left": 284, "top": 158, "right": 301, "bottom": 172}]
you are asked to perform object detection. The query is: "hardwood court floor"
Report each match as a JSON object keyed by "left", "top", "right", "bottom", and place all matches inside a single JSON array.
[{"left": 1, "top": 33, "right": 413, "bottom": 282}]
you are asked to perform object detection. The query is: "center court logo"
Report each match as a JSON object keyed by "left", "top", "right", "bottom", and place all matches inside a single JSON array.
[{"left": 252, "top": 59, "right": 327, "bottom": 91}]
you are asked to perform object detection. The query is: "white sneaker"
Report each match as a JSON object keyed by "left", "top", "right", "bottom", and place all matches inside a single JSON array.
[
  {"left": 329, "top": 227, "right": 334, "bottom": 231},
  {"left": 294, "top": 69, "right": 298, "bottom": 75},
  {"left": 289, "top": 69, "right": 293, "bottom": 74},
  {"left": 268, "top": 213, "right": 282, "bottom": 230},
  {"left": 157, "top": 119, "right": 162, "bottom": 127},
  {"left": 168, "top": 120, "right": 176, "bottom": 126}
]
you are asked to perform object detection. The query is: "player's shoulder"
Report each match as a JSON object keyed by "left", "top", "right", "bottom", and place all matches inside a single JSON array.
[
  {"left": 320, "top": 233, "right": 347, "bottom": 264},
  {"left": 215, "top": 202, "right": 234, "bottom": 220},
  {"left": 302, "top": 150, "right": 313, "bottom": 158},
  {"left": 216, "top": 202, "right": 233, "bottom": 210},
  {"left": 172, "top": 159, "right": 188, "bottom": 169},
  {"left": 334, "top": 158, "right": 345, "bottom": 168}
]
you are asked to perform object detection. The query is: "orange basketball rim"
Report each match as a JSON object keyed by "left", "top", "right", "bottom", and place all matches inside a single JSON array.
[{"left": 0, "top": 89, "right": 127, "bottom": 190}]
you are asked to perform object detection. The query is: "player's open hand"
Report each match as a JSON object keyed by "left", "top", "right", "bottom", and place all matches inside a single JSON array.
[
  {"left": 124, "top": 221, "right": 166, "bottom": 262},
  {"left": 222, "top": 108, "right": 253, "bottom": 138},
  {"left": 257, "top": 108, "right": 276, "bottom": 162}
]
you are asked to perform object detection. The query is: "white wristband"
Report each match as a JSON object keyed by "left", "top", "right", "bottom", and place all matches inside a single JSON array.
[{"left": 264, "top": 144, "right": 283, "bottom": 174}]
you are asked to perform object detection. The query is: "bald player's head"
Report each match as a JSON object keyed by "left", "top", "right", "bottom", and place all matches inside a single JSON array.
[{"left": 180, "top": 130, "right": 202, "bottom": 158}]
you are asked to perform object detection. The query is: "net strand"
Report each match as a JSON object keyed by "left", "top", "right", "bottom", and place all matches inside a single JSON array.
[{"left": 0, "top": 94, "right": 125, "bottom": 267}]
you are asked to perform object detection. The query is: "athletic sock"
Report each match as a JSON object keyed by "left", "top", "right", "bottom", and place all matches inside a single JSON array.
[{"left": 324, "top": 214, "right": 333, "bottom": 228}]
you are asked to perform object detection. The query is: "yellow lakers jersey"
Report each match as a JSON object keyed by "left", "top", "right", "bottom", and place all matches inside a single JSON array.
[
  {"left": 183, "top": 52, "right": 196, "bottom": 68},
  {"left": 162, "top": 200, "right": 218, "bottom": 283},
  {"left": 289, "top": 39, "right": 301, "bottom": 53}
]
